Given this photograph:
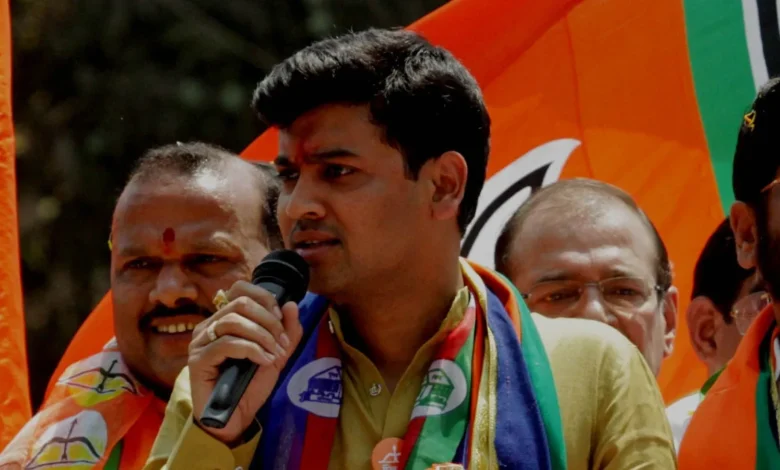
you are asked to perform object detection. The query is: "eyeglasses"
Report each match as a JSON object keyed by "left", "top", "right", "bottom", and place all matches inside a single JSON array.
[
  {"left": 520, "top": 277, "right": 663, "bottom": 316},
  {"left": 763, "top": 178, "right": 780, "bottom": 193},
  {"left": 730, "top": 291, "right": 772, "bottom": 335}
]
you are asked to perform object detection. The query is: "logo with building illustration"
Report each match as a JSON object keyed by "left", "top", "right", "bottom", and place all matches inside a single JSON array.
[
  {"left": 411, "top": 360, "right": 468, "bottom": 418},
  {"left": 287, "top": 357, "right": 343, "bottom": 417},
  {"left": 25, "top": 410, "right": 108, "bottom": 470},
  {"left": 57, "top": 352, "right": 140, "bottom": 407}
]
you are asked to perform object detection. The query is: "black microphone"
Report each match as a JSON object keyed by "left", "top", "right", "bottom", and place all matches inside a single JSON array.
[{"left": 199, "top": 249, "right": 310, "bottom": 429}]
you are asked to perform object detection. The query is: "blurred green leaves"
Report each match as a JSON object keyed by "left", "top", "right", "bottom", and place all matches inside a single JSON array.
[{"left": 13, "top": 0, "right": 447, "bottom": 409}]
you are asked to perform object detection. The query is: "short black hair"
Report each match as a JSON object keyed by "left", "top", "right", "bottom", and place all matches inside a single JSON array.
[
  {"left": 251, "top": 28, "right": 491, "bottom": 232},
  {"left": 691, "top": 218, "right": 754, "bottom": 322},
  {"left": 494, "top": 178, "right": 673, "bottom": 292},
  {"left": 127, "top": 142, "right": 282, "bottom": 249},
  {"left": 733, "top": 77, "right": 780, "bottom": 208}
]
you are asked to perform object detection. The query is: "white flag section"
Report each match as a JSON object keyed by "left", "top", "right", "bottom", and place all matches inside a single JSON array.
[{"left": 461, "top": 139, "right": 581, "bottom": 269}]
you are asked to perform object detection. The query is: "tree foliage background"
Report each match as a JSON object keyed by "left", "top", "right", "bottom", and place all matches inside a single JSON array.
[{"left": 12, "top": 0, "right": 447, "bottom": 409}]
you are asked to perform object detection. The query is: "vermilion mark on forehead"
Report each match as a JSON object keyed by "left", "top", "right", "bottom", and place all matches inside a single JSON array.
[
  {"left": 162, "top": 228, "right": 175, "bottom": 254},
  {"left": 286, "top": 139, "right": 312, "bottom": 165}
]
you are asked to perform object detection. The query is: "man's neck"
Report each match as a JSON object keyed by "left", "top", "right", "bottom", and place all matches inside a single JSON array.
[{"left": 336, "top": 256, "right": 465, "bottom": 391}]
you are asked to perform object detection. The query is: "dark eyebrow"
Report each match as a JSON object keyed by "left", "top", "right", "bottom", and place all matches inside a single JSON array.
[
  {"left": 275, "top": 149, "right": 358, "bottom": 166},
  {"left": 117, "top": 245, "right": 154, "bottom": 258},
  {"left": 534, "top": 272, "right": 573, "bottom": 284},
  {"left": 274, "top": 155, "right": 292, "bottom": 167}
]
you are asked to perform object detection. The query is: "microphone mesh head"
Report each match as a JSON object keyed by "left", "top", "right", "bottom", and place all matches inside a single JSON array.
[{"left": 251, "top": 249, "right": 310, "bottom": 303}]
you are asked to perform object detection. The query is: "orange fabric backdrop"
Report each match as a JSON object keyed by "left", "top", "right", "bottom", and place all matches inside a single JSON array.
[
  {"left": 0, "top": 0, "right": 33, "bottom": 450},
  {"left": 44, "top": 0, "right": 717, "bottom": 406}
]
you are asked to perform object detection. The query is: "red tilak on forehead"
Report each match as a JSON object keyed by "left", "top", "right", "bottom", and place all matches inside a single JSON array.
[{"left": 162, "top": 228, "right": 175, "bottom": 253}]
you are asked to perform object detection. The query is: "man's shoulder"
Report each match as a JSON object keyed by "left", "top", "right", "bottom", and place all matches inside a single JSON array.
[
  {"left": 531, "top": 312, "right": 638, "bottom": 357},
  {"left": 531, "top": 313, "right": 647, "bottom": 386}
]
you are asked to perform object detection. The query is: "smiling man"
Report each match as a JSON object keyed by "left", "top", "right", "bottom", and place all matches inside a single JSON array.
[
  {"left": 109, "top": 144, "right": 282, "bottom": 398},
  {"left": 0, "top": 142, "right": 282, "bottom": 469}
]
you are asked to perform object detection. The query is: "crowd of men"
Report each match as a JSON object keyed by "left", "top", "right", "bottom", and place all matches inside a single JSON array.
[{"left": 1, "top": 27, "right": 779, "bottom": 469}]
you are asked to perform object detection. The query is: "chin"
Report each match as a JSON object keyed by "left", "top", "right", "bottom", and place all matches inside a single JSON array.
[
  {"left": 145, "top": 361, "right": 187, "bottom": 395},
  {"left": 307, "top": 273, "right": 352, "bottom": 300}
]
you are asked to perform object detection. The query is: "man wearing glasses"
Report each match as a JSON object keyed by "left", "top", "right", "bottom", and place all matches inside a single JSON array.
[
  {"left": 493, "top": 177, "right": 675, "bottom": 465},
  {"left": 666, "top": 217, "right": 766, "bottom": 451},
  {"left": 678, "top": 78, "right": 780, "bottom": 469},
  {"left": 494, "top": 177, "right": 677, "bottom": 376}
]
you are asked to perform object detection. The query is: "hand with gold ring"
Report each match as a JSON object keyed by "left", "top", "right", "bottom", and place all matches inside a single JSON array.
[
  {"left": 188, "top": 281, "right": 304, "bottom": 445},
  {"left": 206, "top": 322, "right": 219, "bottom": 344}
]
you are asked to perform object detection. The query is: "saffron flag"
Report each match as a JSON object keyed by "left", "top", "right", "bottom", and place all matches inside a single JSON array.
[
  {"left": 0, "top": 0, "right": 33, "bottom": 450},
  {"left": 44, "top": 0, "right": 776, "bottom": 406}
]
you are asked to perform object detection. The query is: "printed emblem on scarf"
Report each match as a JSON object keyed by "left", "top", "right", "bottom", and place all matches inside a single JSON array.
[
  {"left": 25, "top": 410, "right": 108, "bottom": 470},
  {"left": 287, "top": 357, "right": 342, "bottom": 418},
  {"left": 57, "top": 351, "right": 140, "bottom": 407},
  {"left": 411, "top": 359, "right": 467, "bottom": 418}
]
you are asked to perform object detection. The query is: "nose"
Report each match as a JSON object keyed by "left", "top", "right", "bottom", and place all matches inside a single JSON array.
[
  {"left": 149, "top": 263, "right": 198, "bottom": 307},
  {"left": 577, "top": 287, "right": 619, "bottom": 327},
  {"left": 281, "top": 171, "right": 326, "bottom": 221}
]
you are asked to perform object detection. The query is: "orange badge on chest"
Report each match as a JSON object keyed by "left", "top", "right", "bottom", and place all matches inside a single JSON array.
[{"left": 372, "top": 437, "right": 404, "bottom": 470}]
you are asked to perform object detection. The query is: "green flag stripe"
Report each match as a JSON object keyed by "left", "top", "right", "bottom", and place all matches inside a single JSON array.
[
  {"left": 104, "top": 440, "right": 123, "bottom": 470},
  {"left": 407, "top": 322, "right": 475, "bottom": 469},
  {"left": 683, "top": 0, "right": 758, "bottom": 213}
]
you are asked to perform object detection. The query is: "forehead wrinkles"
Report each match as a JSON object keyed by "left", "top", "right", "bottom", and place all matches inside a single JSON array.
[
  {"left": 280, "top": 105, "right": 379, "bottom": 157},
  {"left": 512, "top": 200, "right": 658, "bottom": 276},
  {"left": 112, "top": 173, "right": 245, "bottom": 237}
]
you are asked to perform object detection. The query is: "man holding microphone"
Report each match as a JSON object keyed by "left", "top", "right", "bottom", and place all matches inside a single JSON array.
[{"left": 148, "top": 28, "right": 674, "bottom": 470}]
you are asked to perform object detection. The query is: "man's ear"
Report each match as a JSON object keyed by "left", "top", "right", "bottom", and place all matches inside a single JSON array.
[
  {"left": 662, "top": 286, "right": 678, "bottom": 357},
  {"left": 731, "top": 202, "right": 759, "bottom": 270},
  {"left": 686, "top": 296, "right": 720, "bottom": 366},
  {"left": 423, "top": 151, "right": 468, "bottom": 223}
]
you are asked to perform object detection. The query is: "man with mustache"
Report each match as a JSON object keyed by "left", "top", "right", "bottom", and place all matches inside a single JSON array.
[
  {"left": 0, "top": 142, "right": 282, "bottom": 469},
  {"left": 678, "top": 78, "right": 780, "bottom": 468},
  {"left": 146, "top": 29, "right": 674, "bottom": 469}
]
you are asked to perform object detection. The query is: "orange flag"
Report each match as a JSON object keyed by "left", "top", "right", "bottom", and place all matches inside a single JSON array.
[
  {"left": 0, "top": 0, "right": 33, "bottom": 450},
  {"left": 49, "top": 0, "right": 773, "bottom": 406},
  {"left": 244, "top": 0, "right": 720, "bottom": 403}
]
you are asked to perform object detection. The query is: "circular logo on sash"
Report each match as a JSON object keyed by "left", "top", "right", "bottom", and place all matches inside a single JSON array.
[
  {"left": 58, "top": 352, "right": 140, "bottom": 406},
  {"left": 286, "top": 357, "right": 342, "bottom": 418},
  {"left": 411, "top": 359, "right": 468, "bottom": 419},
  {"left": 26, "top": 410, "right": 108, "bottom": 470}
]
